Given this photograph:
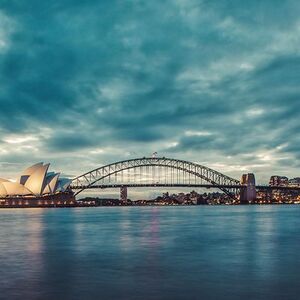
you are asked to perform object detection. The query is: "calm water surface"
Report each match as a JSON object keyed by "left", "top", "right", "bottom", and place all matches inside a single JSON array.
[{"left": 1, "top": 206, "right": 300, "bottom": 300}]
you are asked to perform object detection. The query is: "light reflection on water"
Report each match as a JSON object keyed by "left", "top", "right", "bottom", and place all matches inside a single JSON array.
[{"left": 1, "top": 206, "right": 300, "bottom": 300}]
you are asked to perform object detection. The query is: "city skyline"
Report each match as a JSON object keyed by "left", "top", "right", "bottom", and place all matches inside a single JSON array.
[{"left": 1, "top": 1, "right": 300, "bottom": 186}]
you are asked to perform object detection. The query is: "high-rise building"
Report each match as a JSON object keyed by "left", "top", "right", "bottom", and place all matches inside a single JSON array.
[
  {"left": 269, "top": 176, "right": 289, "bottom": 186},
  {"left": 288, "top": 177, "right": 300, "bottom": 186}
]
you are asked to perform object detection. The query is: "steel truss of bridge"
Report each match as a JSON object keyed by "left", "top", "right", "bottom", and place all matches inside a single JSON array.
[
  {"left": 71, "top": 157, "right": 240, "bottom": 196},
  {"left": 70, "top": 157, "right": 300, "bottom": 198}
]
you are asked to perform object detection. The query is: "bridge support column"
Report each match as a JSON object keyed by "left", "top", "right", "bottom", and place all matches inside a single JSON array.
[
  {"left": 240, "top": 173, "right": 256, "bottom": 204},
  {"left": 120, "top": 186, "right": 128, "bottom": 203}
]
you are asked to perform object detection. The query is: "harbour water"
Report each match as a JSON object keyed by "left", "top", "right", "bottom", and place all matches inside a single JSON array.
[{"left": 1, "top": 206, "right": 300, "bottom": 300}]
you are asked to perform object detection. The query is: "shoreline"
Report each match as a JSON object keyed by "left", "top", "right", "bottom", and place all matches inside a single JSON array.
[{"left": 1, "top": 202, "right": 300, "bottom": 208}]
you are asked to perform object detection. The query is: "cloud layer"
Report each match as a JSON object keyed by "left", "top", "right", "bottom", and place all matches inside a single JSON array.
[{"left": 0, "top": 0, "right": 300, "bottom": 189}]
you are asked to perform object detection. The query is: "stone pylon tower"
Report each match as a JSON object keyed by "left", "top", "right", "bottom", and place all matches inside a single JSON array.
[
  {"left": 120, "top": 186, "right": 128, "bottom": 203},
  {"left": 240, "top": 173, "right": 256, "bottom": 204}
]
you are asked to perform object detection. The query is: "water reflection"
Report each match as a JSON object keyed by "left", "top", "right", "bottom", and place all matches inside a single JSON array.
[
  {"left": 147, "top": 207, "right": 160, "bottom": 248},
  {"left": 0, "top": 209, "right": 45, "bottom": 299},
  {"left": 1, "top": 206, "right": 300, "bottom": 299}
]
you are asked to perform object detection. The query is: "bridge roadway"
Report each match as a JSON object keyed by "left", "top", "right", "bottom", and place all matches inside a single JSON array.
[{"left": 70, "top": 183, "right": 300, "bottom": 191}]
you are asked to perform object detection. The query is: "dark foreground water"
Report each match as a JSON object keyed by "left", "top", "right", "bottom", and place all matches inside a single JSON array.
[{"left": 1, "top": 206, "right": 300, "bottom": 300}]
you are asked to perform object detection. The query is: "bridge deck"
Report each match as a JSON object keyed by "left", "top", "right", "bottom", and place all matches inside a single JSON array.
[{"left": 70, "top": 183, "right": 300, "bottom": 191}]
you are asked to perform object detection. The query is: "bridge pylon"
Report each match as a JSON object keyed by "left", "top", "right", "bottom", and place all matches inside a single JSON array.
[
  {"left": 240, "top": 173, "right": 256, "bottom": 204},
  {"left": 120, "top": 186, "right": 128, "bottom": 203}
]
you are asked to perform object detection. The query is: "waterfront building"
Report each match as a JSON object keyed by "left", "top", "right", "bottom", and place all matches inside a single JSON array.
[
  {"left": 269, "top": 176, "right": 289, "bottom": 186},
  {"left": 288, "top": 177, "right": 300, "bottom": 186},
  {"left": 0, "top": 163, "right": 74, "bottom": 207}
]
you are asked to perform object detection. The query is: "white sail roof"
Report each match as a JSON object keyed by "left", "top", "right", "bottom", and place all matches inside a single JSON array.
[
  {"left": 43, "top": 173, "right": 60, "bottom": 194},
  {"left": 19, "top": 162, "right": 44, "bottom": 185},
  {"left": 24, "top": 163, "right": 50, "bottom": 196},
  {"left": 0, "top": 183, "right": 7, "bottom": 196},
  {"left": 0, "top": 162, "right": 72, "bottom": 197},
  {"left": 2, "top": 182, "right": 33, "bottom": 196},
  {"left": 0, "top": 178, "right": 9, "bottom": 183},
  {"left": 22, "top": 162, "right": 44, "bottom": 175},
  {"left": 43, "top": 172, "right": 56, "bottom": 187},
  {"left": 56, "top": 178, "right": 72, "bottom": 192}
]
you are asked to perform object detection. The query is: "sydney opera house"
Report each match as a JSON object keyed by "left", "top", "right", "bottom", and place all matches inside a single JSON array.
[{"left": 0, "top": 163, "right": 75, "bottom": 207}]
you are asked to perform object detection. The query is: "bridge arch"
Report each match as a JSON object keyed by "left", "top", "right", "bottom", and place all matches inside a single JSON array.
[{"left": 71, "top": 157, "right": 240, "bottom": 197}]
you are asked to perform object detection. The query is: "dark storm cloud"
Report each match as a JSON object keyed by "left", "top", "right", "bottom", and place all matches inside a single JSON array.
[
  {"left": 47, "top": 133, "right": 97, "bottom": 151},
  {"left": 1, "top": 0, "right": 300, "bottom": 180}
]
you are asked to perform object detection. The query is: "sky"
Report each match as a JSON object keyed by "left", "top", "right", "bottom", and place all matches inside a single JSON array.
[{"left": 0, "top": 0, "right": 300, "bottom": 195}]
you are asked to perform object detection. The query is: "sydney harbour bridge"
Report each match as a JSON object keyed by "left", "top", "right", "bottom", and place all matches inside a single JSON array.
[{"left": 70, "top": 157, "right": 300, "bottom": 204}]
